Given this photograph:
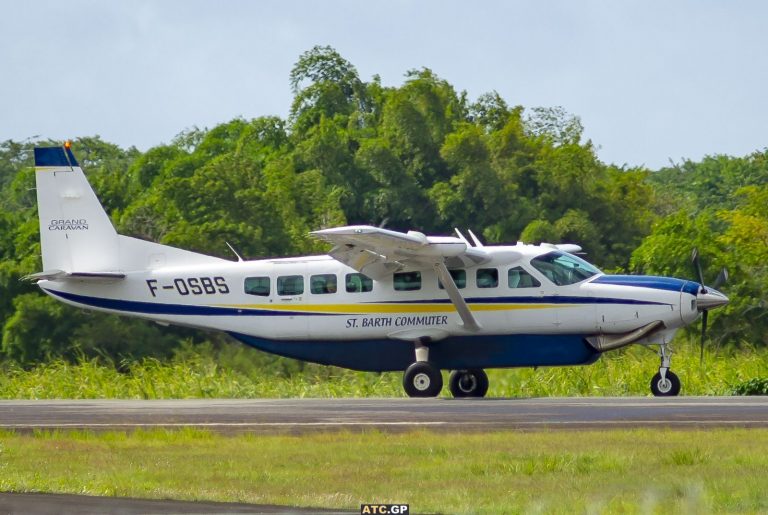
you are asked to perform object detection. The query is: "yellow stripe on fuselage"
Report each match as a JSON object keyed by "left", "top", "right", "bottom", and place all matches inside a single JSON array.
[{"left": 213, "top": 303, "right": 575, "bottom": 314}]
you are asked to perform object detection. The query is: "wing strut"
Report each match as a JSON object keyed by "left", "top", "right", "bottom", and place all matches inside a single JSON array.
[{"left": 433, "top": 261, "right": 481, "bottom": 332}]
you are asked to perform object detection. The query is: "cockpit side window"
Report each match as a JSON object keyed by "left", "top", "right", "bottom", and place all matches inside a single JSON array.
[
  {"left": 508, "top": 266, "right": 541, "bottom": 288},
  {"left": 530, "top": 251, "right": 600, "bottom": 286}
]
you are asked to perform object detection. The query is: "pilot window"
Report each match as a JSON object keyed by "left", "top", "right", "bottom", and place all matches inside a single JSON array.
[
  {"left": 244, "top": 276, "right": 270, "bottom": 296},
  {"left": 476, "top": 268, "right": 499, "bottom": 288},
  {"left": 438, "top": 269, "right": 466, "bottom": 289},
  {"left": 310, "top": 274, "right": 337, "bottom": 294},
  {"left": 508, "top": 266, "right": 541, "bottom": 288},
  {"left": 277, "top": 275, "right": 304, "bottom": 296},
  {"left": 531, "top": 251, "right": 601, "bottom": 286},
  {"left": 394, "top": 271, "right": 422, "bottom": 291},
  {"left": 346, "top": 273, "right": 373, "bottom": 293}
]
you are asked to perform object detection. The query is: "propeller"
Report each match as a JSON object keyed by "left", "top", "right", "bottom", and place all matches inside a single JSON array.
[
  {"left": 712, "top": 268, "right": 729, "bottom": 290},
  {"left": 691, "top": 248, "right": 728, "bottom": 364},
  {"left": 691, "top": 248, "right": 706, "bottom": 293}
]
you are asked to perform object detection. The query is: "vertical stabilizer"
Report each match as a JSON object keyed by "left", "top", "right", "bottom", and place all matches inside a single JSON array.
[{"left": 34, "top": 145, "right": 119, "bottom": 272}]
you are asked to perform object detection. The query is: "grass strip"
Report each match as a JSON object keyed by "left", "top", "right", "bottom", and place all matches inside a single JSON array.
[
  {"left": 1, "top": 428, "right": 768, "bottom": 513},
  {"left": 1, "top": 339, "right": 766, "bottom": 399}
]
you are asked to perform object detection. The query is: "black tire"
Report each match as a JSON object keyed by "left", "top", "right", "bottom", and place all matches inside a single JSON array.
[
  {"left": 449, "top": 369, "right": 490, "bottom": 398},
  {"left": 650, "top": 370, "right": 681, "bottom": 397},
  {"left": 403, "top": 362, "right": 443, "bottom": 397}
]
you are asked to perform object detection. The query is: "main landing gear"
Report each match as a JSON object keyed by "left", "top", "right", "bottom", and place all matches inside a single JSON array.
[
  {"left": 402, "top": 338, "right": 489, "bottom": 398},
  {"left": 449, "top": 369, "right": 489, "bottom": 398},
  {"left": 403, "top": 361, "right": 443, "bottom": 397},
  {"left": 650, "top": 343, "right": 681, "bottom": 397},
  {"left": 402, "top": 363, "right": 489, "bottom": 398}
]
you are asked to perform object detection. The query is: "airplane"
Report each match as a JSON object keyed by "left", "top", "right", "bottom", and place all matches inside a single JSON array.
[{"left": 27, "top": 143, "right": 729, "bottom": 398}]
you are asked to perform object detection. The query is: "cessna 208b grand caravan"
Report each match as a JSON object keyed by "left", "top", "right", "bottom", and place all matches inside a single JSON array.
[{"left": 29, "top": 144, "right": 729, "bottom": 397}]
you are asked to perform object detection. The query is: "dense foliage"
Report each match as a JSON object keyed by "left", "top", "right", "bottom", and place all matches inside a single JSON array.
[{"left": 0, "top": 46, "right": 766, "bottom": 366}]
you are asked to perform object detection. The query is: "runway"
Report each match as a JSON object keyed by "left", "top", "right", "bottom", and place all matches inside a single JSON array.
[{"left": 1, "top": 397, "right": 768, "bottom": 433}]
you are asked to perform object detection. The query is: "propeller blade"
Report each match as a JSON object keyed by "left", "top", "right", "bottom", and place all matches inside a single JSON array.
[
  {"left": 712, "top": 267, "right": 729, "bottom": 290},
  {"left": 691, "top": 247, "right": 706, "bottom": 293},
  {"left": 700, "top": 309, "right": 708, "bottom": 365}
]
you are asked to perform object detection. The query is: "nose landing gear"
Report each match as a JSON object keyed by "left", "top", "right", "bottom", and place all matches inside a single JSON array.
[{"left": 651, "top": 343, "right": 681, "bottom": 396}]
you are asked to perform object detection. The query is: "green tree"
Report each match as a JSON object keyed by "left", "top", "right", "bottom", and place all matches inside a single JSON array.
[
  {"left": 430, "top": 123, "right": 510, "bottom": 231},
  {"left": 2, "top": 294, "right": 83, "bottom": 364},
  {"left": 289, "top": 45, "right": 369, "bottom": 137}
]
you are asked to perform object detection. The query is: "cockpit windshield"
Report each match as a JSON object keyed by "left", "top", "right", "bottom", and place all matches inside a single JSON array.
[{"left": 530, "top": 251, "right": 601, "bottom": 286}]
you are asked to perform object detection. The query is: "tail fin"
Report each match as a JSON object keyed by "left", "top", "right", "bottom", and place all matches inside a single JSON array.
[
  {"left": 33, "top": 143, "right": 227, "bottom": 275},
  {"left": 34, "top": 145, "right": 119, "bottom": 272}
]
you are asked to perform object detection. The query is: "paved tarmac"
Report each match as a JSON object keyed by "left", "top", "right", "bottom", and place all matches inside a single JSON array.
[
  {"left": 1, "top": 397, "right": 768, "bottom": 433},
  {"left": 0, "top": 492, "right": 352, "bottom": 514}
]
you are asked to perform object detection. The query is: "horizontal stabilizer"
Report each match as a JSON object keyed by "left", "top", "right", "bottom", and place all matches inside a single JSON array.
[{"left": 23, "top": 270, "right": 126, "bottom": 283}]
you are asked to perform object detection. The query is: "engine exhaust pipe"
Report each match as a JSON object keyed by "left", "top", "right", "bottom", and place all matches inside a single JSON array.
[{"left": 586, "top": 320, "right": 665, "bottom": 352}]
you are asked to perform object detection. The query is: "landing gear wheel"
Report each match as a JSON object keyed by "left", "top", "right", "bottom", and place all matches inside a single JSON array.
[
  {"left": 449, "top": 369, "right": 489, "bottom": 398},
  {"left": 403, "top": 362, "right": 443, "bottom": 397},
  {"left": 650, "top": 371, "right": 681, "bottom": 397}
]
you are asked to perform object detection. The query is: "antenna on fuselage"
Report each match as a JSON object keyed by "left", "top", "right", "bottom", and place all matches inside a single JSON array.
[
  {"left": 225, "top": 241, "right": 244, "bottom": 262},
  {"left": 467, "top": 229, "right": 484, "bottom": 248}
]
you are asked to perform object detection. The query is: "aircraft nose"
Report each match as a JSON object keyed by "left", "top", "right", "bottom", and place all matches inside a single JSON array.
[{"left": 696, "top": 287, "right": 729, "bottom": 311}]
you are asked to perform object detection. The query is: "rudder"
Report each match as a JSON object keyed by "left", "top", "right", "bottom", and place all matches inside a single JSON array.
[{"left": 34, "top": 145, "right": 119, "bottom": 273}]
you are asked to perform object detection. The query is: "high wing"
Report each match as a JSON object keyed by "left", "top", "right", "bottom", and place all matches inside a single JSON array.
[
  {"left": 311, "top": 225, "right": 490, "bottom": 278},
  {"left": 311, "top": 225, "right": 490, "bottom": 331}
]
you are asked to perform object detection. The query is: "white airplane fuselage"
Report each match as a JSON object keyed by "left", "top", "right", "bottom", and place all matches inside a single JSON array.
[{"left": 38, "top": 246, "right": 704, "bottom": 372}]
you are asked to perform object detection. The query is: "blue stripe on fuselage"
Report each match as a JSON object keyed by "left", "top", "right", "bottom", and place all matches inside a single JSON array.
[
  {"left": 42, "top": 288, "right": 320, "bottom": 317},
  {"left": 591, "top": 275, "right": 700, "bottom": 296},
  {"left": 373, "top": 296, "right": 668, "bottom": 306},
  {"left": 43, "top": 287, "right": 671, "bottom": 318}
]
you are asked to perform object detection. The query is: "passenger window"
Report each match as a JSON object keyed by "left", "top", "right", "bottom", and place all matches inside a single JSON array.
[
  {"left": 310, "top": 274, "right": 337, "bottom": 294},
  {"left": 476, "top": 268, "right": 499, "bottom": 288},
  {"left": 394, "top": 271, "right": 422, "bottom": 291},
  {"left": 277, "top": 275, "right": 304, "bottom": 296},
  {"left": 508, "top": 266, "right": 541, "bottom": 288},
  {"left": 244, "top": 276, "right": 270, "bottom": 296},
  {"left": 346, "top": 273, "right": 373, "bottom": 293},
  {"left": 438, "top": 269, "right": 466, "bottom": 289}
]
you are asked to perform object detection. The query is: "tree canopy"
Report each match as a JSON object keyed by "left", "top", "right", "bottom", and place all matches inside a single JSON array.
[{"left": 1, "top": 46, "right": 766, "bottom": 365}]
